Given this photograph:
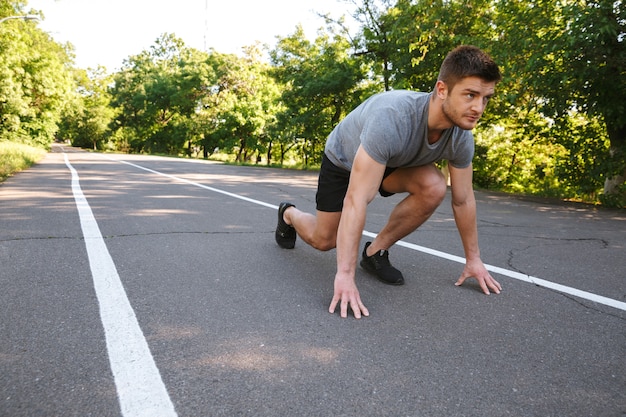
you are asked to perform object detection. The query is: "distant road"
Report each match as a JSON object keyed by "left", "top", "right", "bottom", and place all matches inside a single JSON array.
[{"left": 1, "top": 145, "right": 624, "bottom": 417}]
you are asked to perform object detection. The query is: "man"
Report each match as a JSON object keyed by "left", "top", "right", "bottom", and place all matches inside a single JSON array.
[{"left": 275, "top": 45, "right": 503, "bottom": 319}]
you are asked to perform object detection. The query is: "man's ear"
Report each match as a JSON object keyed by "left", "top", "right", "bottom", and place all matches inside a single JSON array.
[{"left": 435, "top": 80, "right": 448, "bottom": 100}]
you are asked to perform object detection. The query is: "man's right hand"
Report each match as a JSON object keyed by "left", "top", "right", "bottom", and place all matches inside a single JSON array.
[{"left": 328, "top": 273, "right": 369, "bottom": 319}]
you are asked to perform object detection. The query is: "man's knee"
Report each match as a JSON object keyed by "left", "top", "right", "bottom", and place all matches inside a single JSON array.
[
  {"left": 427, "top": 172, "right": 447, "bottom": 203},
  {"left": 308, "top": 211, "right": 340, "bottom": 251},
  {"left": 311, "top": 239, "right": 336, "bottom": 252},
  {"left": 383, "top": 164, "right": 446, "bottom": 200},
  {"left": 409, "top": 167, "right": 447, "bottom": 204},
  {"left": 309, "top": 229, "right": 337, "bottom": 251}
]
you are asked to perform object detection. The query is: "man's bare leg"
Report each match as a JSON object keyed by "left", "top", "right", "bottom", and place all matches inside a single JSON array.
[
  {"left": 283, "top": 207, "right": 342, "bottom": 252},
  {"left": 367, "top": 164, "right": 447, "bottom": 256}
]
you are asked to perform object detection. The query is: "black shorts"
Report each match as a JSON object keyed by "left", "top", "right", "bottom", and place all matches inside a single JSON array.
[{"left": 316, "top": 153, "right": 397, "bottom": 212}]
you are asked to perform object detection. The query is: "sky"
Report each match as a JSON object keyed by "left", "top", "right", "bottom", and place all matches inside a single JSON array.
[{"left": 26, "top": 0, "right": 357, "bottom": 71}]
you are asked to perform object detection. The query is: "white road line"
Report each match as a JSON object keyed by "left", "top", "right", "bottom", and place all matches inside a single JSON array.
[
  {"left": 105, "top": 155, "right": 626, "bottom": 312},
  {"left": 367, "top": 233, "right": 626, "bottom": 311},
  {"left": 65, "top": 154, "right": 177, "bottom": 417},
  {"left": 113, "top": 158, "right": 276, "bottom": 209}
]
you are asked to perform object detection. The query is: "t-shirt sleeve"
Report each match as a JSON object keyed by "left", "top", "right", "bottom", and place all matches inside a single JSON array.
[
  {"left": 359, "top": 106, "right": 411, "bottom": 165},
  {"left": 448, "top": 130, "right": 475, "bottom": 168}
]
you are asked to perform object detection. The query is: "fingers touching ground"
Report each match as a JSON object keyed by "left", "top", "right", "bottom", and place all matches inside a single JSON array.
[{"left": 329, "top": 294, "right": 369, "bottom": 319}]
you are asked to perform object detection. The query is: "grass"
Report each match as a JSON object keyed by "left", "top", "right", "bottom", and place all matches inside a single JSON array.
[{"left": 0, "top": 141, "right": 47, "bottom": 182}]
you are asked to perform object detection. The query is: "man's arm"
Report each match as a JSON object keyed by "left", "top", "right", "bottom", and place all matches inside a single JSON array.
[
  {"left": 329, "top": 146, "right": 386, "bottom": 318},
  {"left": 448, "top": 164, "right": 502, "bottom": 294}
]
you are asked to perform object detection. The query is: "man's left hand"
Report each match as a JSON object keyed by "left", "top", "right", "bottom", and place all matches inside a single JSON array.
[{"left": 455, "top": 258, "right": 502, "bottom": 295}]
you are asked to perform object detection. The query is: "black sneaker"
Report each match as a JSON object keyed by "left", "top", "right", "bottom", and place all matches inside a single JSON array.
[
  {"left": 275, "top": 202, "right": 296, "bottom": 249},
  {"left": 360, "top": 241, "right": 405, "bottom": 285}
]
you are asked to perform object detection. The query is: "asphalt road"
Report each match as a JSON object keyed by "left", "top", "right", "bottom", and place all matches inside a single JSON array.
[{"left": 1, "top": 145, "right": 624, "bottom": 417}]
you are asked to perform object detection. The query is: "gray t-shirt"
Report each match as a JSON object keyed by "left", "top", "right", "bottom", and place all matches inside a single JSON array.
[{"left": 324, "top": 90, "right": 474, "bottom": 171}]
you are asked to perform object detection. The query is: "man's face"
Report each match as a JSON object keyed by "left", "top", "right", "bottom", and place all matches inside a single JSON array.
[{"left": 440, "top": 76, "right": 496, "bottom": 130}]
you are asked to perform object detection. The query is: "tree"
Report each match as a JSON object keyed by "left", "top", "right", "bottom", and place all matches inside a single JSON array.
[
  {"left": 270, "top": 25, "right": 368, "bottom": 166},
  {"left": 0, "top": 0, "right": 75, "bottom": 147},
  {"left": 197, "top": 47, "right": 281, "bottom": 163},
  {"left": 486, "top": 0, "right": 625, "bottom": 205},
  {"left": 110, "top": 34, "right": 215, "bottom": 155},
  {"left": 59, "top": 67, "right": 116, "bottom": 150},
  {"left": 557, "top": 0, "right": 625, "bottom": 204},
  {"left": 344, "top": 0, "right": 397, "bottom": 91}
]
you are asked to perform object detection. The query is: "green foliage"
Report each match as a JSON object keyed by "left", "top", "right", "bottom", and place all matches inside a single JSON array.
[
  {"left": 108, "top": 34, "right": 282, "bottom": 161},
  {"left": 270, "top": 25, "right": 370, "bottom": 166},
  {"left": 552, "top": 115, "right": 611, "bottom": 199},
  {"left": 474, "top": 122, "right": 570, "bottom": 198},
  {"left": 199, "top": 46, "right": 282, "bottom": 162},
  {"left": 58, "top": 67, "right": 116, "bottom": 150},
  {"left": 111, "top": 34, "right": 191, "bottom": 153},
  {"left": 490, "top": 0, "right": 625, "bottom": 204},
  {"left": 0, "top": 1, "right": 75, "bottom": 148}
]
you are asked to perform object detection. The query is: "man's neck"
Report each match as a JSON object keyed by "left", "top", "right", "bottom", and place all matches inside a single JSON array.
[{"left": 427, "top": 94, "right": 452, "bottom": 144}]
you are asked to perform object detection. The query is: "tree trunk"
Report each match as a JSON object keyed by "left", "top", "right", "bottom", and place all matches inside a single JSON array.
[
  {"left": 236, "top": 138, "right": 246, "bottom": 162},
  {"left": 603, "top": 124, "right": 626, "bottom": 200},
  {"left": 280, "top": 143, "right": 286, "bottom": 166}
]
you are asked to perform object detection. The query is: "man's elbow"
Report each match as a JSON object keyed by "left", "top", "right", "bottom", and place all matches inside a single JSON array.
[{"left": 451, "top": 196, "right": 476, "bottom": 211}]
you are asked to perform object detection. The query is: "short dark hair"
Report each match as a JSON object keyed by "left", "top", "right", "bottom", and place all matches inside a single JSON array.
[{"left": 438, "top": 45, "right": 502, "bottom": 91}]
